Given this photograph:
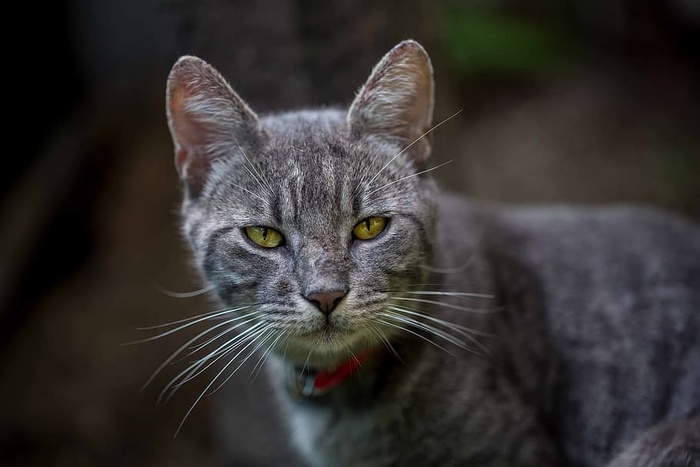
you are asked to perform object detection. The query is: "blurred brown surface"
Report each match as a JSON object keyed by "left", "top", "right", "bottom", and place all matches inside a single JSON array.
[
  {"left": 0, "top": 90, "right": 217, "bottom": 466},
  {"left": 1, "top": 1, "right": 699, "bottom": 466}
]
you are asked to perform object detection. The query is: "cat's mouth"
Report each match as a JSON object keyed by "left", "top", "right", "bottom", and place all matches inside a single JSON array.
[
  {"left": 298, "top": 325, "right": 364, "bottom": 347},
  {"left": 277, "top": 324, "right": 375, "bottom": 368},
  {"left": 264, "top": 298, "right": 386, "bottom": 367}
]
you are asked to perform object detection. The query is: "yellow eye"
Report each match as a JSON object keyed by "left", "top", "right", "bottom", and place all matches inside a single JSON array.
[
  {"left": 244, "top": 226, "right": 284, "bottom": 248},
  {"left": 353, "top": 217, "right": 388, "bottom": 240}
]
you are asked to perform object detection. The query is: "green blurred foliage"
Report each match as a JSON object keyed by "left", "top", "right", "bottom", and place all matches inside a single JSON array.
[
  {"left": 661, "top": 145, "right": 700, "bottom": 207},
  {"left": 441, "top": 3, "right": 575, "bottom": 75}
]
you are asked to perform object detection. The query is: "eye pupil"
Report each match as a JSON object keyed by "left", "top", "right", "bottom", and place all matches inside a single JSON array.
[
  {"left": 244, "top": 226, "right": 283, "bottom": 248},
  {"left": 353, "top": 216, "right": 387, "bottom": 240}
]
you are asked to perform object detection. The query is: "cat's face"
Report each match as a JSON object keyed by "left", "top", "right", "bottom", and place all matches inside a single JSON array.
[{"left": 167, "top": 41, "right": 436, "bottom": 367}]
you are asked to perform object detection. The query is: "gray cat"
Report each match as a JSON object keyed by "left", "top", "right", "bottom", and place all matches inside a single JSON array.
[{"left": 164, "top": 40, "right": 700, "bottom": 466}]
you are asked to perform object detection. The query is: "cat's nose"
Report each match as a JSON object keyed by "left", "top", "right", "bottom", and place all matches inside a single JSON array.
[{"left": 305, "top": 290, "right": 347, "bottom": 316}]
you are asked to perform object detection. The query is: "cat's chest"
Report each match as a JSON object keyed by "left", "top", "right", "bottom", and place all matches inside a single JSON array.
[{"left": 286, "top": 400, "right": 400, "bottom": 467}]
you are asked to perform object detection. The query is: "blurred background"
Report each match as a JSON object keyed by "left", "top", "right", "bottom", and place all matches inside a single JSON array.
[{"left": 1, "top": 0, "right": 699, "bottom": 465}]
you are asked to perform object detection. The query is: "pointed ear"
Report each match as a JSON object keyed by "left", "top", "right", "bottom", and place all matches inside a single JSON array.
[
  {"left": 166, "top": 56, "right": 264, "bottom": 198},
  {"left": 347, "top": 40, "right": 434, "bottom": 162}
]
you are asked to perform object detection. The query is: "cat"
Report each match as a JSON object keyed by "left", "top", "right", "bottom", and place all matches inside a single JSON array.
[{"left": 164, "top": 40, "right": 700, "bottom": 466}]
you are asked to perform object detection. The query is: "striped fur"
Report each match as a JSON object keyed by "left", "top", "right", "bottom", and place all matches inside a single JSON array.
[{"left": 165, "top": 41, "right": 700, "bottom": 466}]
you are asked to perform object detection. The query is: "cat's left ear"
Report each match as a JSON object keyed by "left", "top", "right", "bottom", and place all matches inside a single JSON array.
[
  {"left": 166, "top": 56, "right": 264, "bottom": 198},
  {"left": 347, "top": 40, "right": 434, "bottom": 163}
]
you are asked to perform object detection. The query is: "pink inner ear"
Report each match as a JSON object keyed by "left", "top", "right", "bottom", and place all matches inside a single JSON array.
[
  {"left": 166, "top": 55, "right": 264, "bottom": 196},
  {"left": 175, "top": 147, "right": 189, "bottom": 175},
  {"left": 169, "top": 87, "right": 198, "bottom": 168},
  {"left": 167, "top": 88, "right": 215, "bottom": 194},
  {"left": 171, "top": 116, "right": 201, "bottom": 174},
  {"left": 168, "top": 83, "right": 218, "bottom": 179}
]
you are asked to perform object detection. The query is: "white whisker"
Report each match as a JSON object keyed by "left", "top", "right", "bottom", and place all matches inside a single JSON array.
[
  {"left": 361, "top": 109, "right": 463, "bottom": 193},
  {"left": 392, "top": 290, "right": 494, "bottom": 299},
  {"left": 367, "top": 323, "right": 403, "bottom": 362},
  {"left": 206, "top": 326, "right": 278, "bottom": 395},
  {"left": 343, "top": 342, "right": 361, "bottom": 368},
  {"left": 391, "top": 296, "right": 497, "bottom": 313},
  {"left": 157, "top": 284, "right": 215, "bottom": 298},
  {"left": 366, "top": 160, "right": 453, "bottom": 197},
  {"left": 167, "top": 321, "right": 269, "bottom": 392},
  {"left": 380, "top": 311, "right": 467, "bottom": 350},
  {"left": 302, "top": 342, "right": 316, "bottom": 374},
  {"left": 231, "top": 182, "right": 269, "bottom": 204},
  {"left": 387, "top": 305, "right": 491, "bottom": 355},
  {"left": 185, "top": 313, "right": 265, "bottom": 355},
  {"left": 233, "top": 134, "right": 275, "bottom": 196},
  {"left": 421, "top": 261, "right": 474, "bottom": 274},
  {"left": 129, "top": 304, "right": 259, "bottom": 335},
  {"left": 251, "top": 330, "right": 285, "bottom": 381},
  {"left": 376, "top": 317, "right": 454, "bottom": 356},
  {"left": 155, "top": 319, "right": 266, "bottom": 398},
  {"left": 173, "top": 323, "right": 276, "bottom": 437},
  {"left": 387, "top": 305, "right": 490, "bottom": 337},
  {"left": 282, "top": 334, "right": 291, "bottom": 362},
  {"left": 139, "top": 311, "right": 264, "bottom": 391}
]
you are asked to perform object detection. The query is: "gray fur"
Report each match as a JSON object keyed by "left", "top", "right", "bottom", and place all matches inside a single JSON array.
[{"left": 165, "top": 41, "right": 700, "bottom": 466}]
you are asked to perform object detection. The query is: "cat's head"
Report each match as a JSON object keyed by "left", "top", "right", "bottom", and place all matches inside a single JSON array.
[{"left": 166, "top": 40, "right": 438, "bottom": 367}]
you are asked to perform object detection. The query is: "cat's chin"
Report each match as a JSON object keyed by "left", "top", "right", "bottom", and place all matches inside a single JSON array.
[{"left": 273, "top": 328, "right": 377, "bottom": 369}]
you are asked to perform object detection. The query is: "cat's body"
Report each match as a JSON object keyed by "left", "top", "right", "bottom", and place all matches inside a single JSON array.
[
  {"left": 266, "top": 195, "right": 700, "bottom": 467},
  {"left": 165, "top": 41, "right": 700, "bottom": 466}
]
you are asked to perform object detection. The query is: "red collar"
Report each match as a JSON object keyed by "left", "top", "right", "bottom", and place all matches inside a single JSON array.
[{"left": 288, "top": 350, "right": 371, "bottom": 398}]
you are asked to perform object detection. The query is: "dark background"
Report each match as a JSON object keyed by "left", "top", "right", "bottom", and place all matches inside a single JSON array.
[{"left": 1, "top": 1, "right": 699, "bottom": 465}]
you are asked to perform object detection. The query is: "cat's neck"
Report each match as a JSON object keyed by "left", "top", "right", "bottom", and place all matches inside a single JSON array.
[
  {"left": 286, "top": 349, "right": 373, "bottom": 398},
  {"left": 268, "top": 349, "right": 388, "bottom": 406}
]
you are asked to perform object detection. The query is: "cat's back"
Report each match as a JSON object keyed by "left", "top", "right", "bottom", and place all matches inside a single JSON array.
[
  {"left": 438, "top": 194, "right": 700, "bottom": 466},
  {"left": 443, "top": 194, "right": 700, "bottom": 330},
  {"left": 483, "top": 199, "right": 700, "bottom": 345}
]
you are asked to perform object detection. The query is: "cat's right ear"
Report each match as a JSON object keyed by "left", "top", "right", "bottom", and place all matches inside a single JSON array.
[{"left": 166, "top": 56, "right": 264, "bottom": 198}]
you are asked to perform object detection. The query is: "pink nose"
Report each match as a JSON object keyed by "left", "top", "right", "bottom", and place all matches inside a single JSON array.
[{"left": 306, "top": 290, "right": 347, "bottom": 315}]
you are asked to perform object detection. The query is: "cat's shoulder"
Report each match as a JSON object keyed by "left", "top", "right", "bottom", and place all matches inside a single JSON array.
[
  {"left": 437, "top": 192, "right": 700, "bottom": 267},
  {"left": 438, "top": 192, "right": 699, "bottom": 240}
]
